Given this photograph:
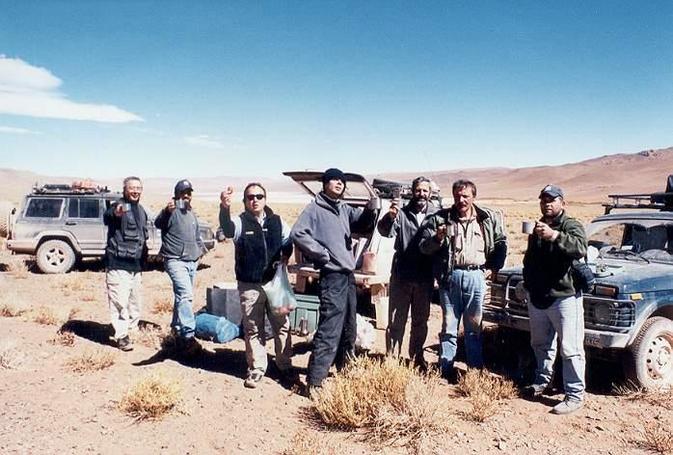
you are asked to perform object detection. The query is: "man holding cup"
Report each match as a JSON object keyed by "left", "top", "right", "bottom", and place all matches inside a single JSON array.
[
  {"left": 377, "top": 176, "right": 437, "bottom": 370},
  {"left": 219, "top": 183, "right": 295, "bottom": 389},
  {"left": 522, "top": 184, "right": 588, "bottom": 415},
  {"left": 104, "top": 176, "right": 149, "bottom": 351},
  {"left": 419, "top": 179, "right": 507, "bottom": 380},
  {"left": 155, "top": 179, "right": 207, "bottom": 356}
]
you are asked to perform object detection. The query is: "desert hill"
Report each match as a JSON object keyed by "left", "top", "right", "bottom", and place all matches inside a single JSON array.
[{"left": 1, "top": 146, "right": 672, "bottom": 204}]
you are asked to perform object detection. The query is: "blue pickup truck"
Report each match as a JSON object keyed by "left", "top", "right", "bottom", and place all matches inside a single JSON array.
[{"left": 485, "top": 180, "right": 673, "bottom": 389}]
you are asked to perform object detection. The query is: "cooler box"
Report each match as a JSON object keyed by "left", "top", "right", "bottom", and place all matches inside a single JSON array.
[
  {"left": 290, "top": 294, "right": 321, "bottom": 334},
  {"left": 206, "top": 283, "right": 242, "bottom": 325}
]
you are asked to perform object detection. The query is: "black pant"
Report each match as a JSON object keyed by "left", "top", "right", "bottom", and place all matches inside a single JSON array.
[{"left": 307, "top": 270, "right": 356, "bottom": 386}]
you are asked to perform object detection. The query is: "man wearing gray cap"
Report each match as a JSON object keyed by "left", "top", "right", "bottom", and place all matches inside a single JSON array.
[
  {"left": 155, "top": 179, "right": 207, "bottom": 356},
  {"left": 523, "top": 184, "right": 588, "bottom": 415},
  {"left": 291, "top": 168, "right": 379, "bottom": 394}
]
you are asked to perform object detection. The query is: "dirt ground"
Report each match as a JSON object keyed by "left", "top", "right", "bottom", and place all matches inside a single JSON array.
[{"left": 0, "top": 201, "right": 669, "bottom": 454}]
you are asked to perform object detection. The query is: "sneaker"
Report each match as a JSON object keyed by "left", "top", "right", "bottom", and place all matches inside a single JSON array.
[
  {"left": 117, "top": 336, "right": 133, "bottom": 352},
  {"left": 551, "top": 397, "right": 584, "bottom": 415},
  {"left": 523, "top": 383, "right": 549, "bottom": 398},
  {"left": 244, "top": 370, "right": 264, "bottom": 389}
]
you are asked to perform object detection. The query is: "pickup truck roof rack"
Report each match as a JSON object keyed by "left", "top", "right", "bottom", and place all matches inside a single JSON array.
[
  {"left": 603, "top": 192, "right": 673, "bottom": 214},
  {"left": 32, "top": 182, "right": 111, "bottom": 195}
]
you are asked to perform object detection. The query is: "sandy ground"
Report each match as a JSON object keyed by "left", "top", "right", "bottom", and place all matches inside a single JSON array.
[{"left": 0, "top": 202, "right": 669, "bottom": 454}]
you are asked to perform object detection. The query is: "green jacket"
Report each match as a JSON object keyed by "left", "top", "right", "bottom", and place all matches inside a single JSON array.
[
  {"left": 523, "top": 211, "right": 587, "bottom": 309},
  {"left": 419, "top": 204, "right": 508, "bottom": 283}
]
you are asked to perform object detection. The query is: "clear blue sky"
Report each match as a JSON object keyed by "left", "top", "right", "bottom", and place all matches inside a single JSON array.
[{"left": 1, "top": 1, "right": 672, "bottom": 179}]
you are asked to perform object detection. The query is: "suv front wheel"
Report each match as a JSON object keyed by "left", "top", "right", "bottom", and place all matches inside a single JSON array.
[
  {"left": 626, "top": 316, "right": 673, "bottom": 389},
  {"left": 36, "top": 240, "right": 76, "bottom": 274}
]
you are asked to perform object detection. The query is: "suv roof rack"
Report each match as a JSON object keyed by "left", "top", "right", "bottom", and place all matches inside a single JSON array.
[
  {"left": 371, "top": 178, "right": 441, "bottom": 200},
  {"left": 32, "top": 182, "right": 111, "bottom": 195},
  {"left": 603, "top": 192, "right": 673, "bottom": 214}
]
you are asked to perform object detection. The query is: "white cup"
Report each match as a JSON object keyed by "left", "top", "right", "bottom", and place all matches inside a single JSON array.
[{"left": 522, "top": 220, "right": 535, "bottom": 234}]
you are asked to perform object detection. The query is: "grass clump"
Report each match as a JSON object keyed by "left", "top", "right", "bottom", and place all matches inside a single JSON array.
[
  {"left": 31, "top": 306, "right": 59, "bottom": 325},
  {"left": 65, "top": 347, "right": 116, "bottom": 373},
  {"left": 281, "top": 430, "right": 342, "bottom": 455},
  {"left": 118, "top": 372, "right": 182, "bottom": 420},
  {"left": 0, "top": 341, "right": 25, "bottom": 369},
  {"left": 457, "top": 368, "right": 517, "bottom": 422},
  {"left": 311, "top": 356, "right": 450, "bottom": 452},
  {"left": 615, "top": 382, "right": 673, "bottom": 410},
  {"left": 49, "top": 330, "right": 76, "bottom": 347},
  {"left": 151, "top": 297, "right": 173, "bottom": 314},
  {"left": 0, "top": 299, "right": 27, "bottom": 318},
  {"left": 135, "top": 325, "right": 167, "bottom": 349},
  {"left": 640, "top": 416, "right": 673, "bottom": 454},
  {"left": 7, "top": 258, "right": 30, "bottom": 279}
]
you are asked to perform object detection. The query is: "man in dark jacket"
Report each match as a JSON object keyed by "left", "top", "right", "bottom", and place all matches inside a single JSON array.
[
  {"left": 523, "top": 184, "right": 588, "bottom": 415},
  {"left": 104, "top": 176, "right": 148, "bottom": 351},
  {"left": 419, "top": 179, "right": 507, "bottom": 379},
  {"left": 291, "top": 168, "right": 378, "bottom": 393},
  {"left": 155, "top": 179, "right": 206, "bottom": 355},
  {"left": 377, "top": 176, "right": 437, "bottom": 369},
  {"left": 220, "top": 183, "right": 294, "bottom": 389}
]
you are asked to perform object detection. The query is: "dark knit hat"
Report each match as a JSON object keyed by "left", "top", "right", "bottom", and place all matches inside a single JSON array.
[
  {"left": 174, "top": 179, "right": 194, "bottom": 197},
  {"left": 322, "top": 168, "right": 346, "bottom": 185}
]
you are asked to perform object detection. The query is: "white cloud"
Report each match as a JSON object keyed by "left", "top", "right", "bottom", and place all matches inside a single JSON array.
[
  {"left": 0, "top": 125, "right": 41, "bottom": 135},
  {"left": 184, "top": 134, "right": 226, "bottom": 149},
  {"left": 0, "top": 56, "right": 143, "bottom": 123}
]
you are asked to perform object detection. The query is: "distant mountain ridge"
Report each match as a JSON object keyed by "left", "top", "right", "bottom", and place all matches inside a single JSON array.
[{"left": 2, "top": 146, "right": 672, "bottom": 203}]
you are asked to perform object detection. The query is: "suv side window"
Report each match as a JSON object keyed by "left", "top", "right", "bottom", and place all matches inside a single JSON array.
[
  {"left": 25, "top": 198, "right": 63, "bottom": 218},
  {"left": 68, "top": 198, "right": 101, "bottom": 219}
]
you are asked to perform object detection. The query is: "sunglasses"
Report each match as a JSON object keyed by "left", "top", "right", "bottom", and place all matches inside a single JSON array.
[{"left": 246, "top": 194, "right": 265, "bottom": 201}]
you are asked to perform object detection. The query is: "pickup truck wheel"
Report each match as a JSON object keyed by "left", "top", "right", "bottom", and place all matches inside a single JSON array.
[
  {"left": 626, "top": 316, "right": 673, "bottom": 389},
  {"left": 0, "top": 201, "right": 14, "bottom": 237},
  {"left": 36, "top": 240, "right": 76, "bottom": 274}
]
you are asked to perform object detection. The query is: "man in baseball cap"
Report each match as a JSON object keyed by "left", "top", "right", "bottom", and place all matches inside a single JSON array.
[{"left": 523, "top": 183, "right": 588, "bottom": 415}]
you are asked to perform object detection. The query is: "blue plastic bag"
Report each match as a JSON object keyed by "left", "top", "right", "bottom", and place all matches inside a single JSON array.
[{"left": 195, "top": 313, "right": 241, "bottom": 343}]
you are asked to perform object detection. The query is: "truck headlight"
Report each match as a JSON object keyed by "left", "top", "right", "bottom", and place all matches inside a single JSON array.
[{"left": 593, "top": 301, "right": 614, "bottom": 324}]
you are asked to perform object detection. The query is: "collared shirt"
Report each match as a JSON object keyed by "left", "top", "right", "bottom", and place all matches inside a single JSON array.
[{"left": 452, "top": 211, "right": 486, "bottom": 267}]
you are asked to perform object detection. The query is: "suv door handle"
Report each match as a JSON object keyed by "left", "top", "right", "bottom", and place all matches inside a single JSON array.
[{"left": 65, "top": 221, "right": 77, "bottom": 226}]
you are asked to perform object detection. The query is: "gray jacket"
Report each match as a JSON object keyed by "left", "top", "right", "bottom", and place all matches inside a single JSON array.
[
  {"left": 291, "top": 192, "right": 377, "bottom": 272},
  {"left": 154, "top": 207, "right": 205, "bottom": 261},
  {"left": 377, "top": 201, "right": 438, "bottom": 281}
]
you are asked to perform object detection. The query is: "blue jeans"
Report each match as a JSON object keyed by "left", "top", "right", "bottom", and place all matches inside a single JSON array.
[
  {"left": 439, "top": 269, "right": 486, "bottom": 373},
  {"left": 165, "top": 259, "right": 197, "bottom": 339},
  {"left": 528, "top": 295, "right": 586, "bottom": 401}
]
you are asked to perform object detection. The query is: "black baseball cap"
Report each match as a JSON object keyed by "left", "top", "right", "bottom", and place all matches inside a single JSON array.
[
  {"left": 539, "top": 184, "right": 564, "bottom": 199},
  {"left": 174, "top": 179, "right": 193, "bottom": 197}
]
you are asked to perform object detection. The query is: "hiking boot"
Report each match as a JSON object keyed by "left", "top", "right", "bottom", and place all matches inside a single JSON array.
[
  {"left": 551, "top": 397, "right": 584, "bottom": 415},
  {"left": 413, "top": 356, "right": 429, "bottom": 373},
  {"left": 117, "top": 336, "right": 133, "bottom": 352},
  {"left": 279, "top": 368, "right": 299, "bottom": 387},
  {"left": 523, "top": 383, "right": 549, "bottom": 398},
  {"left": 244, "top": 370, "right": 264, "bottom": 389}
]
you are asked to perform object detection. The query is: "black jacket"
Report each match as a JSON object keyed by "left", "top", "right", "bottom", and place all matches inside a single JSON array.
[{"left": 104, "top": 200, "right": 148, "bottom": 272}]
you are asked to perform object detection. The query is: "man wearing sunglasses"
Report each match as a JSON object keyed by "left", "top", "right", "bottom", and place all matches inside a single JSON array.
[
  {"left": 155, "top": 179, "right": 207, "bottom": 357},
  {"left": 291, "top": 168, "right": 379, "bottom": 396},
  {"left": 219, "top": 183, "right": 294, "bottom": 389}
]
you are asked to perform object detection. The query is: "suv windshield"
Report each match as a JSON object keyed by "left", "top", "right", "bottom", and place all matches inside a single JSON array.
[{"left": 587, "top": 219, "right": 673, "bottom": 264}]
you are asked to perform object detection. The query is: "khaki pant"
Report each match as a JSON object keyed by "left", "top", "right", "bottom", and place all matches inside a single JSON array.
[
  {"left": 106, "top": 269, "right": 142, "bottom": 340},
  {"left": 238, "top": 281, "right": 292, "bottom": 374}
]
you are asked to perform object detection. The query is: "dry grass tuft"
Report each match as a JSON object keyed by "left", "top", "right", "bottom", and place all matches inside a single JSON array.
[
  {"left": 457, "top": 369, "right": 517, "bottom": 422},
  {"left": 49, "top": 330, "right": 76, "bottom": 347},
  {"left": 135, "top": 325, "right": 167, "bottom": 349},
  {"left": 641, "top": 417, "right": 673, "bottom": 454},
  {"left": 311, "top": 356, "right": 450, "bottom": 452},
  {"left": 0, "top": 341, "right": 25, "bottom": 369},
  {"left": 66, "top": 307, "right": 81, "bottom": 321},
  {"left": 31, "top": 306, "right": 59, "bottom": 325},
  {"left": 64, "top": 347, "right": 116, "bottom": 373},
  {"left": 152, "top": 296, "right": 173, "bottom": 314},
  {"left": 281, "top": 430, "right": 342, "bottom": 455},
  {"left": 118, "top": 372, "right": 183, "bottom": 420},
  {"left": 0, "top": 298, "right": 27, "bottom": 318},
  {"left": 7, "top": 258, "right": 30, "bottom": 278},
  {"left": 615, "top": 382, "right": 673, "bottom": 410}
]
